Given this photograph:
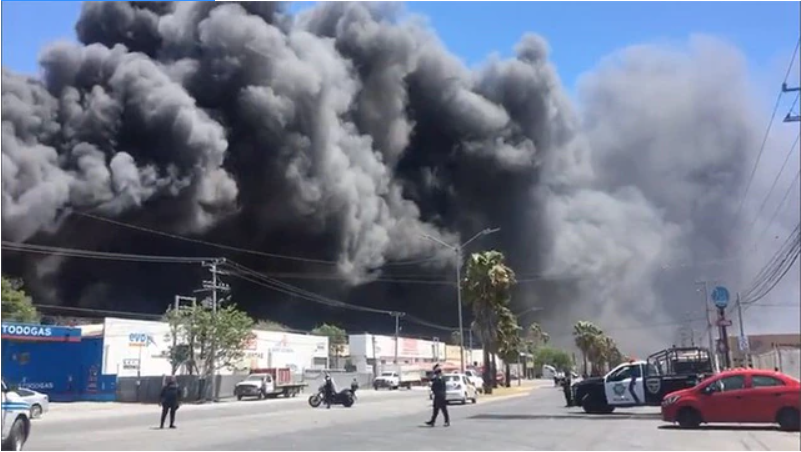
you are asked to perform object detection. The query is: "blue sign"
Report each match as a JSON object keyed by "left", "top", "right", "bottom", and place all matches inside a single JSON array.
[
  {"left": 1, "top": 323, "right": 81, "bottom": 342},
  {"left": 711, "top": 286, "right": 730, "bottom": 309}
]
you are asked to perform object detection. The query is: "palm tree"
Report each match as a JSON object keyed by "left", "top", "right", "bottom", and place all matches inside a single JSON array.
[
  {"left": 496, "top": 306, "right": 522, "bottom": 387},
  {"left": 462, "top": 250, "right": 517, "bottom": 395},
  {"left": 573, "top": 321, "right": 602, "bottom": 376}
]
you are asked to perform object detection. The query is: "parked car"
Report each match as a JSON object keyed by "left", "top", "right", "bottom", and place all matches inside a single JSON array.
[
  {"left": 13, "top": 389, "right": 48, "bottom": 419},
  {"left": 661, "top": 368, "right": 800, "bottom": 431},
  {"left": 430, "top": 373, "right": 478, "bottom": 405}
]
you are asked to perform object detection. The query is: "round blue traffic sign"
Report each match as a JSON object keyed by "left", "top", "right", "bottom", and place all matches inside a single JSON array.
[{"left": 711, "top": 286, "right": 730, "bottom": 309}]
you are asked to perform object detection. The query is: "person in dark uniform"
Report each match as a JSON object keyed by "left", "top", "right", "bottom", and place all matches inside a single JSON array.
[
  {"left": 562, "top": 372, "right": 573, "bottom": 407},
  {"left": 323, "top": 374, "right": 336, "bottom": 409},
  {"left": 425, "top": 365, "right": 450, "bottom": 427},
  {"left": 159, "top": 375, "right": 181, "bottom": 429},
  {"left": 350, "top": 377, "right": 359, "bottom": 399}
]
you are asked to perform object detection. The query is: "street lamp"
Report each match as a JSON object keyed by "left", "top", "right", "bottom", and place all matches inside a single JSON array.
[{"left": 421, "top": 227, "right": 501, "bottom": 373}]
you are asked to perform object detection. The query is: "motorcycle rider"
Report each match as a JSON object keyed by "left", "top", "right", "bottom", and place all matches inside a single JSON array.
[
  {"left": 323, "top": 373, "right": 336, "bottom": 409},
  {"left": 425, "top": 365, "right": 450, "bottom": 427},
  {"left": 350, "top": 377, "right": 359, "bottom": 399}
]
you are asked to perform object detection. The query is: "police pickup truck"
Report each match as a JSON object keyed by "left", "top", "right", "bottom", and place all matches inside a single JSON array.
[
  {"left": 571, "top": 346, "right": 713, "bottom": 414},
  {"left": 2, "top": 381, "right": 31, "bottom": 451}
]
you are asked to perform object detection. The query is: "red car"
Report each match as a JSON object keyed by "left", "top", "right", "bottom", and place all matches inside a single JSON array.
[{"left": 661, "top": 368, "right": 800, "bottom": 431}]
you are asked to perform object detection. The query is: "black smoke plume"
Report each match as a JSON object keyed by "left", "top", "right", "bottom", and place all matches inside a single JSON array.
[{"left": 3, "top": 2, "right": 795, "bottom": 352}]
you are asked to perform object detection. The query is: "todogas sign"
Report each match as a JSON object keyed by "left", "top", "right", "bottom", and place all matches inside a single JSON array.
[{"left": 1, "top": 323, "right": 80, "bottom": 342}]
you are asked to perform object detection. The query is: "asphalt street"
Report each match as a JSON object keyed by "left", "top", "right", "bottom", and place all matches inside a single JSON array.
[{"left": 26, "top": 385, "right": 800, "bottom": 451}]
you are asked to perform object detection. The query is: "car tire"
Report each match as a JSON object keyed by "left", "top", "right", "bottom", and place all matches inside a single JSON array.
[
  {"left": 1, "top": 417, "right": 27, "bottom": 451},
  {"left": 30, "top": 404, "right": 42, "bottom": 419},
  {"left": 777, "top": 408, "right": 800, "bottom": 432},
  {"left": 677, "top": 407, "right": 702, "bottom": 429},
  {"left": 237, "top": 395, "right": 243, "bottom": 401},
  {"left": 471, "top": 396, "right": 477, "bottom": 404}
]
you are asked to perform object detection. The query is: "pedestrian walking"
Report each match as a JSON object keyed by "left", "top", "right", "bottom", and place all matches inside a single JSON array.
[
  {"left": 425, "top": 365, "right": 449, "bottom": 427},
  {"left": 159, "top": 375, "right": 181, "bottom": 429}
]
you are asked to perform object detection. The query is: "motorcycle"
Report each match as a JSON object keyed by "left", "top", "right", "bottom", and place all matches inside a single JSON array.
[{"left": 308, "top": 385, "right": 355, "bottom": 408}]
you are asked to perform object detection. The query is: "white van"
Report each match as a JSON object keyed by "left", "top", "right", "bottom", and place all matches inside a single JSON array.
[{"left": 2, "top": 381, "right": 31, "bottom": 451}]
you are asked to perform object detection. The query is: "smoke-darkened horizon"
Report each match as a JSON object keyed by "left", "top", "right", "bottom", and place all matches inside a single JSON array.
[{"left": 3, "top": 2, "right": 798, "bottom": 353}]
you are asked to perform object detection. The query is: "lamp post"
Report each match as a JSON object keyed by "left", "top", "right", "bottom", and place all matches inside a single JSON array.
[{"left": 421, "top": 227, "right": 501, "bottom": 373}]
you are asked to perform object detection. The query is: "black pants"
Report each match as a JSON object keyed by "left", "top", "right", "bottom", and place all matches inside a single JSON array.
[
  {"left": 563, "top": 388, "right": 572, "bottom": 407},
  {"left": 160, "top": 404, "right": 177, "bottom": 427},
  {"left": 430, "top": 397, "right": 450, "bottom": 424}
]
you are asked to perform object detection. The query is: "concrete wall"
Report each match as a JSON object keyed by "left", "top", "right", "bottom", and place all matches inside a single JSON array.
[
  {"left": 751, "top": 346, "right": 801, "bottom": 380},
  {"left": 116, "top": 374, "right": 256, "bottom": 403}
]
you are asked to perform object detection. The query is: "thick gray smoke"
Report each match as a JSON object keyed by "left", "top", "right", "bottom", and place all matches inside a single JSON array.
[{"left": 3, "top": 3, "right": 796, "bottom": 352}]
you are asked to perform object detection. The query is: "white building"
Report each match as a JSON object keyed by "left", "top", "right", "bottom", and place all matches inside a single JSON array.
[{"left": 81, "top": 318, "right": 328, "bottom": 377}]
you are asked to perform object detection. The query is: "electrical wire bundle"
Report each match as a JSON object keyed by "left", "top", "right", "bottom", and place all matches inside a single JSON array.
[{"left": 740, "top": 222, "right": 800, "bottom": 309}]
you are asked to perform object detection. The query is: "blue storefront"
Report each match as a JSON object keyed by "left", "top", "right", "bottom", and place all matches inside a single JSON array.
[{"left": 1, "top": 322, "right": 116, "bottom": 402}]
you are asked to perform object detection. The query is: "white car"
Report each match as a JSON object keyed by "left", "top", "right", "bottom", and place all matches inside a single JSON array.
[
  {"left": 2, "top": 382, "right": 31, "bottom": 451},
  {"left": 463, "top": 369, "right": 485, "bottom": 393},
  {"left": 430, "top": 374, "right": 478, "bottom": 405},
  {"left": 14, "top": 388, "right": 49, "bottom": 419}
]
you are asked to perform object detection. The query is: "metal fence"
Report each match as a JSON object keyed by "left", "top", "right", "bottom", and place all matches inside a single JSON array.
[
  {"left": 116, "top": 374, "right": 250, "bottom": 403},
  {"left": 751, "top": 346, "right": 801, "bottom": 379}
]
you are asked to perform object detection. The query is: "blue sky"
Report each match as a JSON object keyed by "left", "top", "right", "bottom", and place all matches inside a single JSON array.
[{"left": 3, "top": 1, "right": 799, "bottom": 92}]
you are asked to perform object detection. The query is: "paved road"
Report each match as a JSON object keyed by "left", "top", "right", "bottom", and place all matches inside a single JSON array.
[{"left": 26, "top": 385, "right": 800, "bottom": 450}]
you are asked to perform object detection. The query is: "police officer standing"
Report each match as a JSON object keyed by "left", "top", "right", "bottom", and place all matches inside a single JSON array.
[
  {"left": 159, "top": 375, "right": 181, "bottom": 429},
  {"left": 561, "top": 372, "right": 573, "bottom": 407},
  {"left": 425, "top": 365, "right": 450, "bottom": 427}
]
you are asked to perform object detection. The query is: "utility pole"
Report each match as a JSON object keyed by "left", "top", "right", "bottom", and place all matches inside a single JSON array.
[
  {"left": 421, "top": 227, "right": 500, "bottom": 373},
  {"left": 202, "top": 258, "right": 229, "bottom": 402},
  {"left": 735, "top": 293, "right": 750, "bottom": 366},
  {"left": 171, "top": 295, "right": 197, "bottom": 375},
  {"left": 696, "top": 281, "right": 719, "bottom": 372},
  {"left": 392, "top": 312, "right": 405, "bottom": 366},
  {"left": 371, "top": 334, "right": 378, "bottom": 378}
]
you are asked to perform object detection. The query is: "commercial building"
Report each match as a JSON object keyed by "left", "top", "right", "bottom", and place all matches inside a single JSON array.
[
  {"left": 2, "top": 317, "right": 329, "bottom": 402},
  {"left": 1, "top": 322, "right": 115, "bottom": 401},
  {"left": 348, "top": 334, "right": 484, "bottom": 374},
  {"left": 83, "top": 317, "right": 329, "bottom": 377},
  {"left": 727, "top": 333, "right": 801, "bottom": 367}
]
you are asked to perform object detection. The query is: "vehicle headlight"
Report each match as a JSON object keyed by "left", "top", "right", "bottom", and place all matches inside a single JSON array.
[{"left": 662, "top": 395, "right": 681, "bottom": 406}]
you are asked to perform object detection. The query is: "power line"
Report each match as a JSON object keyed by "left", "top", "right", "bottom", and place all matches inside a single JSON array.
[
  {"left": 70, "top": 210, "right": 442, "bottom": 267},
  {"left": 743, "top": 131, "right": 800, "bottom": 238},
  {"left": 1, "top": 241, "right": 212, "bottom": 264},
  {"left": 731, "top": 38, "right": 801, "bottom": 235},
  {"left": 752, "top": 169, "right": 800, "bottom": 248}
]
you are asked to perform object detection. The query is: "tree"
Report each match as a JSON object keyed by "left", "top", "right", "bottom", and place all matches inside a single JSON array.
[
  {"left": 1, "top": 276, "right": 38, "bottom": 323},
  {"left": 573, "top": 321, "right": 602, "bottom": 376},
  {"left": 462, "top": 250, "right": 516, "bottom": 394},
  {"left": 253, "top": 319, "right": 289, "bottom": 332},
  {"left": 311, "top": 323, "right": 347, "bottom": 369},
  {"left": 164, "top": 304, "right": 254, "bottom": 386},
  {"left": 525, "top": 323, "right": 550, "bottom": 351},
  {"left": 495, "top": 306, "right": 523, "bottom": 387},
  {"left": 532, "top": 346, "right": 574, "bottom": 374}
]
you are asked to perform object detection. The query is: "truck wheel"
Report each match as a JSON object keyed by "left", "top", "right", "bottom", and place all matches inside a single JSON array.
[
  {"left": 2, "top": 418, "right": 27, "bottom": 451},
  {"left": 581, "top": 394, "right": 613, "bottom": 414},
  {"left": 258, "top": 391, "right": 265, "bottom": 400},
  {"left": 237, "top": 395, "right": 243, "bottom": 401},
  {"left": 677, "top": 407, "right": 702, "bottom": 429},
  {"left": 777, "top": 408, "right": 800, "bottom": 431}
]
